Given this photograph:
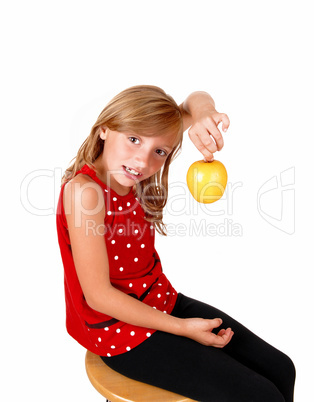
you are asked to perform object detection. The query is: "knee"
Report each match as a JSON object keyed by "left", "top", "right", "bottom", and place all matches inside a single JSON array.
[
  {"left": 284, "top": 354, "right": 296, "bottom": 384},
  {"left": 284, "top": 354, "right": 297, "bottom": 396},
  {"left": 251, "top": 376, "right": 285, "bottom": 402},
  {"left": 254, "top": 353, "right": 296, "bottom": 401},
  {"left": 277, "top": 351, "right": 296, "bottom": 388}
]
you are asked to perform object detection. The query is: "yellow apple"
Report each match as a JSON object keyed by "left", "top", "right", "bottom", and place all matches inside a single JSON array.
[{"left": 186, "top": 160, "right": 228, "bottom": 204}]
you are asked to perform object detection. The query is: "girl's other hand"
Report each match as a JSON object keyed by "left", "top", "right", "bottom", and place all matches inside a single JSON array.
[
  {"left": 182, "top": 317, "right": 234, "bottom": 348},
  {"left": 188, "top": 110, "right": 230, "bottom": 162}
]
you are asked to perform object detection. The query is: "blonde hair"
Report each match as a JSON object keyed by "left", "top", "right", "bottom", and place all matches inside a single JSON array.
[{"left": 61, "top": 85, "right": 183, "bottom": 236}]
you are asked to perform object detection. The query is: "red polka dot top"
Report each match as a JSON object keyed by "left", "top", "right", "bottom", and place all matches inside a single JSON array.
[{"left": 56, "top": 164, "right": 178, "bottom": 357}]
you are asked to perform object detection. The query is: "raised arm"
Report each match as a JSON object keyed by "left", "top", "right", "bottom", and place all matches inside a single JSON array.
[
  {"left": 63, "top": 176, "right": 233, "bottom": 348},
  {"left": 179, "top": 91, "right": 230, "bottom": 161}
]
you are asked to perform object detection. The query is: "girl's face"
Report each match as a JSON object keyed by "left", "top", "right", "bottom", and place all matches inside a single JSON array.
[{"left": 94, "top": 128, "right": 177, "bottom": 195}]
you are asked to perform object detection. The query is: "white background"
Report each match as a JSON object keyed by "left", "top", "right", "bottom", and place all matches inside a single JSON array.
[{"left": 1, "top": 0, "right": 313, "bottom": 400}]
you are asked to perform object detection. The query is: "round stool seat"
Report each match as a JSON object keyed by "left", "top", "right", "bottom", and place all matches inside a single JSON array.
[{"left": 85, "top": 350, "right": 196, "bottom": 402}]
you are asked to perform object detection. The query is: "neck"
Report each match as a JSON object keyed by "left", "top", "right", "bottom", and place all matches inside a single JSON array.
[{"left": 93, "top": 155, "right": 133, "bottom": 196}]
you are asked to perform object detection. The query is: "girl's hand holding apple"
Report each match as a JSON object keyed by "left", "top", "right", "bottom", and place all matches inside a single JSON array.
[
  {"left": 183, "top": 91, "right": 230, "bottom": 162},
  {"left": 183, "top": 94, "right": 229, "bottom": 204}
]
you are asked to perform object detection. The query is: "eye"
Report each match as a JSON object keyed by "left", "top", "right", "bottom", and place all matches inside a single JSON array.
[
  {"left": 156, "top": 149, "right": 167, "bottom": 157},
  {"left": 129, "top": 136, "right": 140, "bottom": 144}
]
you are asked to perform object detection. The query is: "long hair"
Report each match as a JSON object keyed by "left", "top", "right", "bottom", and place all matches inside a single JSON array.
[{"left": 61, "top": 85, "right": 183, "bottom": 235}]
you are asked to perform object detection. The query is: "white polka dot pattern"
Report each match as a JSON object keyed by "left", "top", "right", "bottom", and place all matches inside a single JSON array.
[{"left": 72, "top": 164, "right": 178, "bottom": 357}]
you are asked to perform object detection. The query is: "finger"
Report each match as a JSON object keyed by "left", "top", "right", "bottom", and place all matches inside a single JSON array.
[
  {"left": 209, "top": 318, "right": 223, "bottom": 329},
  {"left": 215, "top": 328, "right": 234, "bottom": 348},
  {"left": 208, "top": 335, "right": 228, "bottom": 348},
  {"left": 218, "top": 113, "right": 230, "bottom": 133},
  {"left": 204, "top": 119, "right": 224, "bottom": 151},
  {"left": 223, "top": 329, "right": 234, "bottom": 347},
  {"left": 188, "top": 129, "right": 214, "bottom": 161},
  {"left": 189, "top": 124, "right": 218, "bottom": 154},
  {"left": 202, "top": 327, "right": 234, "bottom": 348}
]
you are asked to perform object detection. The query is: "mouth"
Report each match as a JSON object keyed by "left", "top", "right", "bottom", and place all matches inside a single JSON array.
[{"left": 123, "top": 165, "right": 143, "bottom": 178}]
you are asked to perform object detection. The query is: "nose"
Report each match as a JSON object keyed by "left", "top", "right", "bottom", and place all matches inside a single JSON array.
[{"left": 134, "top": 149, "right": 150, "bottom": 169}]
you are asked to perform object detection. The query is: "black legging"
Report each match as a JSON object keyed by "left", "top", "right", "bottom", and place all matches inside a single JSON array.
[{"left": 101, "top": 293, "right": 295, "bottom": 401}]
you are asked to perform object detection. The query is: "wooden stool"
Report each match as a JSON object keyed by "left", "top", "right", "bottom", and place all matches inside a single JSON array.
[{"left": 85, "top": 350, "right": 196, "bottom": 402}]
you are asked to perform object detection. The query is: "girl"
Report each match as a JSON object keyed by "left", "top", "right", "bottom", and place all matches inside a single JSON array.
[{"left": 56, "top": 85, "right": 295, "bottom": 401}]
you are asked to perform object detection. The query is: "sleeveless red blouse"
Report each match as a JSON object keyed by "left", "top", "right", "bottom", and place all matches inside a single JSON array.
[{"left": 56, "top": 164, "right": 178, "bottom": 357}]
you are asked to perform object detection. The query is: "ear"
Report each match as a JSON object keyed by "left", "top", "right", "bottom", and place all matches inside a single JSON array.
[{"left": 99, "top": 127, "right": 109, "bottom": 141}]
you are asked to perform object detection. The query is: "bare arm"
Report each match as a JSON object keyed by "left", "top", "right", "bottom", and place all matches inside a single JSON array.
[
  {"left": 63, "top": 176, "right": 234, "bottom": 347},
  {"left": 179, "top": 91, "right": 216, "bottom": 132}
]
